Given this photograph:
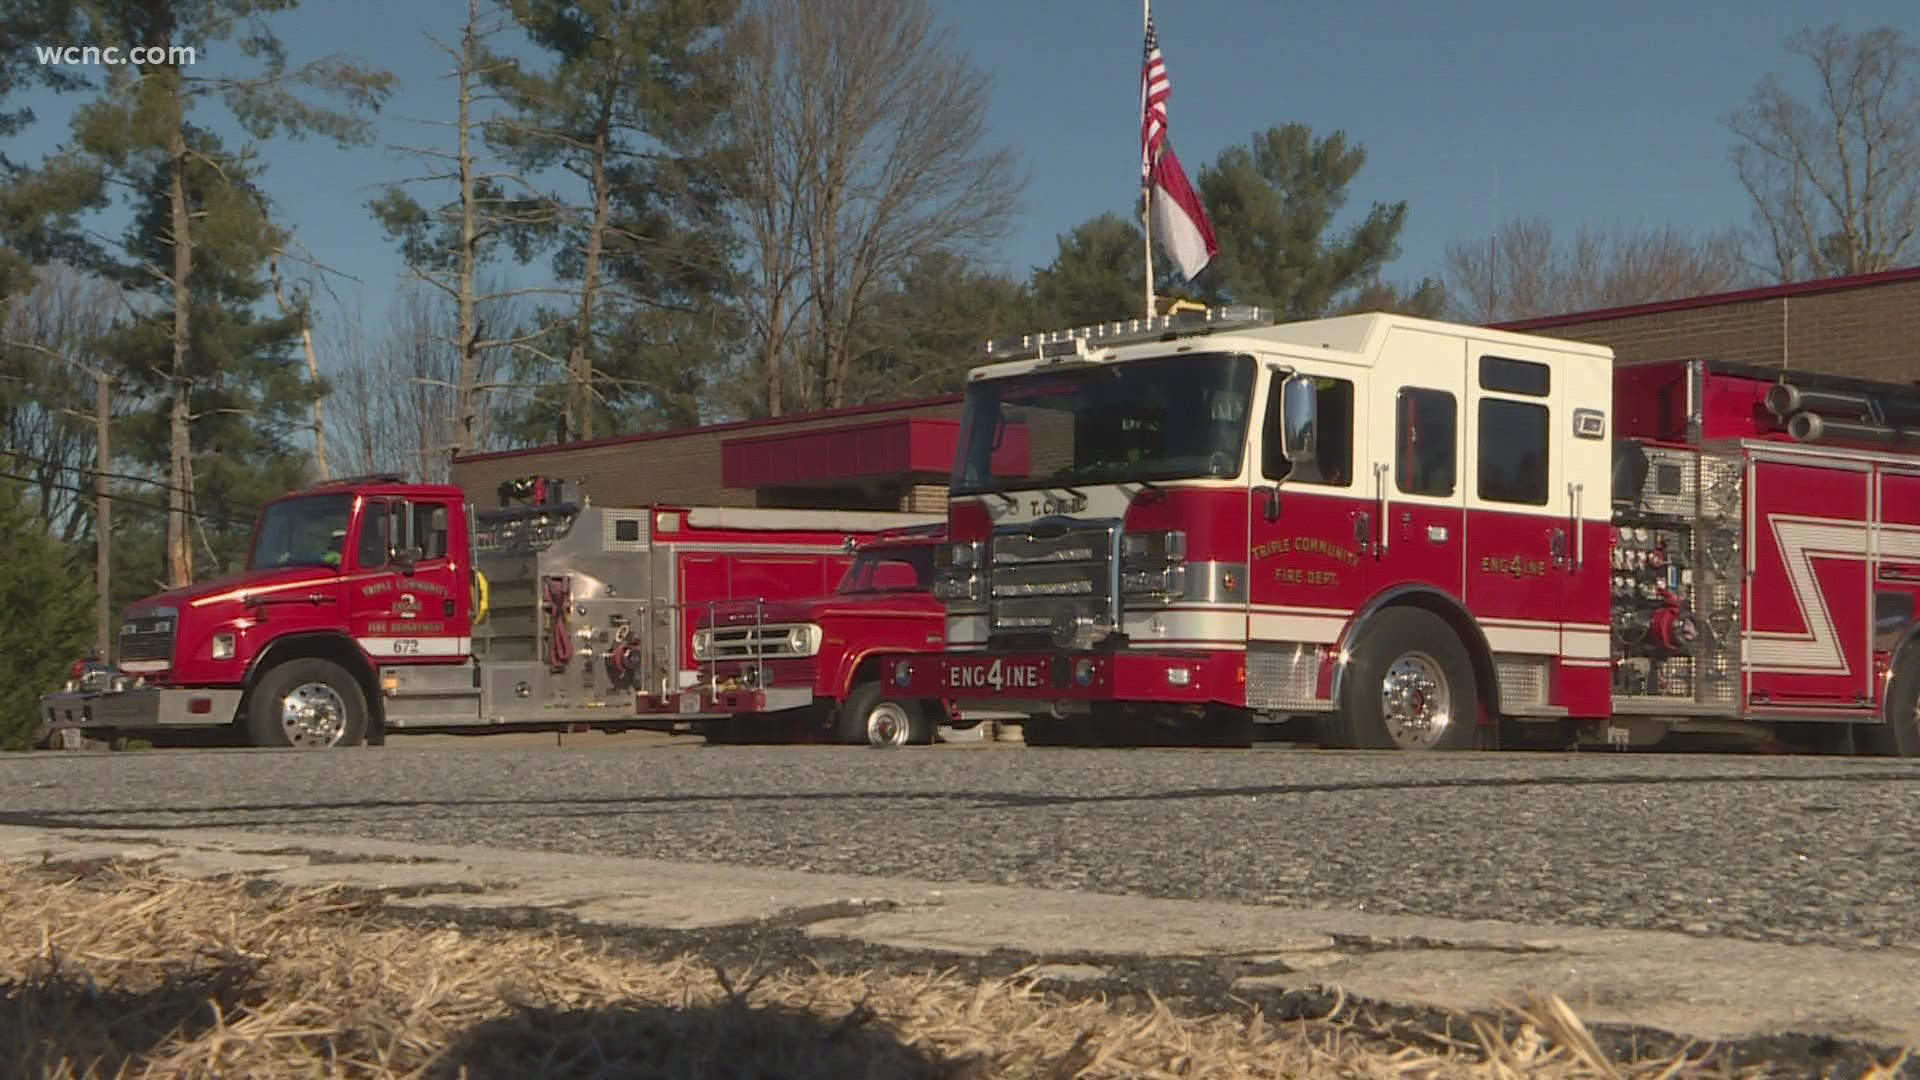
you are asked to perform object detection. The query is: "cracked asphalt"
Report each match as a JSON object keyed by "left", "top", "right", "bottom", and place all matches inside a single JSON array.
[{"left": 5, "top": 741, "right": 1920, "bottom": 953}]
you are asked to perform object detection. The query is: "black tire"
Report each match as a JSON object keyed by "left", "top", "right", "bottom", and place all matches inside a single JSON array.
[
  {"left": 245, "top": 658, "right": 368, "bottom": 749},
  {"left": 1323, "top": 607, "right": 1479, "bottom": 751},
  {"left": 1859, "top": 651, "right": 1920, "bottom": 757},
  {"left": 837, "top": 682, "right": 933, "bottom": 747}
]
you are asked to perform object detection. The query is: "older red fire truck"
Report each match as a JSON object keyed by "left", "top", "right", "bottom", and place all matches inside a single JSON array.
[
  {"left": 39, "top": 476, "right": 937, "bottom": 749},
  {"left": 635, "top": 524, "right": 964, "bottom": 746},
  {"left": 885, "top": 306, "right": 1920, "bottom": 754}
]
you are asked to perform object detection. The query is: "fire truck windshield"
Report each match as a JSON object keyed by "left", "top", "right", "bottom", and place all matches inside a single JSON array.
[
  {"left": 837, "top": 544, "right": 935, "bottom": 594},
  {"left": 952, "top": 352, "right": 1254, "bottom": 495},
  {"left": 248, "top": 494, "right": 354, "bottom": 570}
]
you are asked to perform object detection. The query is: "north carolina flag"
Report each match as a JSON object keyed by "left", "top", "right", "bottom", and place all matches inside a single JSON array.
[{"left": 1140, "top": 11, "right": 1217, "bottom": 281}]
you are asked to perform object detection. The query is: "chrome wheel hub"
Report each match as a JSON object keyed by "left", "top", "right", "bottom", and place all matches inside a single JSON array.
[
  {"left": 280, "top": 682, "right": 348, "bottom": 748},
  {"left": 1380, "top": 652, "right": 1452, "bottom": 749},
  {"left": 866, "top": 701, "right": 910, "bottom": 748}
]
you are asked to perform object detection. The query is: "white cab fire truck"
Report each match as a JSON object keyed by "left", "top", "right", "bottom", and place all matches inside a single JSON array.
[{"left": 884, "top": 306, "right": 1920, "bottom": 754}]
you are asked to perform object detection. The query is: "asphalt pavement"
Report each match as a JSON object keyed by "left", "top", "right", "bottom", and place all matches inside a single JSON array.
[{"left": 5, "top": 741, "right": 1920, "bottom": 953}]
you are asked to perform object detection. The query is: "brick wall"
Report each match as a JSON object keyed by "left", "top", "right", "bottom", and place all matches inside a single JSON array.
[
  {"left": 453, "top": 272, "right": 1920, "bottom": 511},
  {"left": 452, "top": 398, "right": 963, "bottom": 510},
  {"left": 899, "top": 485, "right": 949, "bottom": 513},
  {"left": 1512, "top": 272, "right": 1920, "bottom": 385}
]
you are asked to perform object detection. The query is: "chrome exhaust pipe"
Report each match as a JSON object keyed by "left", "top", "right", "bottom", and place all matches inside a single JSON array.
[
  {"left": 1788, "top": 411, "right": 1919, "bottom": 446},
  {"left": 1766, "top": 382, "right": 1874, "bottom": 420}
]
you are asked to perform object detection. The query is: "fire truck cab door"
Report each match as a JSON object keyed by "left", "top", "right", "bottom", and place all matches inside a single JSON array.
[
  {"left": 348, "top": 495, "right": 471, "bottom": 662},
  {"left": 1365, "top": 328, "right": 1468, "bottom": 604},
  {"left": 1459, "top": 343, "right": 1618, "bottom": 716},
  {"left": 1250, "top": 363, "right": 1370, "bottom": 648}
]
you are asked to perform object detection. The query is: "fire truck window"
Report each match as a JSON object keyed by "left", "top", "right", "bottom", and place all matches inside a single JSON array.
[
  {"left": 1263, "top": 376, "right": 1352, "bottom": 486},
  {"left": 1479, "top": 398, "right": 1551, "bottom": 505},
  {"left": 1479, "top": 355, "right": 1551, "bottom": 397},
  {"left": 356, "top": 501, "right": 390, "bottom": 568},
  {"left": 1395, "top": 388, "right": 1457, "bottom": 497},
  {"left": 414, "top": 503, "right": 450, "bottom": 560}
]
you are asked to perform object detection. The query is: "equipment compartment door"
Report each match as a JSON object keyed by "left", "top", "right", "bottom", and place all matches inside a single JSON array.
[
  {"left": 1746, "top": 457, "right": 1873, "bottom": 710},
  {"left": 1873, "top": 469, "right": 1920, "bottom": 703}
]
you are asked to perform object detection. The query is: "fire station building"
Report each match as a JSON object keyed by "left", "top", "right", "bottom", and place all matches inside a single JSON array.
[{"left": 449, "top": 266, "right": 1920, "bottom": 509}]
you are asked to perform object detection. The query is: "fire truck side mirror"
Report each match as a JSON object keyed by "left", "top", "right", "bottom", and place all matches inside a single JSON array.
[{"left": 1280, "top": 374, "right": 1318, "bottom": 463}]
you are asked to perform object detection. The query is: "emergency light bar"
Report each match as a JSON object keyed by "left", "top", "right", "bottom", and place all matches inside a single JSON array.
[{"left": 984, "top": 304, "right": 1272, "bottom": 362}]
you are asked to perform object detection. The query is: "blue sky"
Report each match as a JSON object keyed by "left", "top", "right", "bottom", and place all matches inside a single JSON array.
[{"left": 11, "top": 0, "right": 1920, "bottom": 337}]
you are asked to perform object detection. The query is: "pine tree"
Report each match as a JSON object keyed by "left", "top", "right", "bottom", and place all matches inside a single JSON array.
[
  {"left": 0, "top": 480, "right": 93, "bottom": 750},
  {"left": 25, "top": 0, "right": 391, "bottom": 585},
  {"left": 487, "top": 0, "right": 740, "bottom": 441}
]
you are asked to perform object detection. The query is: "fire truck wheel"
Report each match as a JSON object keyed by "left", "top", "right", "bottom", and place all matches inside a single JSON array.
[
  {"left": 838, "top": 683, "right": 933, "bottom": 747},
  {"left": 245, "top": 659, "right": 369, "bottom": 750},
  {"left": 1329, "top": 608, "right": 1479, "bottom": 751},
  {"left": 1861, "top": 651, "right": 1920, "bottom": 757}
]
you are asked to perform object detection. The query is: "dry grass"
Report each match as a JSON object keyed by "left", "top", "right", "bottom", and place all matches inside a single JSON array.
[{"left": 0, "top": 859, "right": 1897, "bottom": 1079}]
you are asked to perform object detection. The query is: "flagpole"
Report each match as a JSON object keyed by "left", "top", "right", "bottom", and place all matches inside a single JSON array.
[{"left": 1141, "top": 0, "right": 1156, "bottom": 319}]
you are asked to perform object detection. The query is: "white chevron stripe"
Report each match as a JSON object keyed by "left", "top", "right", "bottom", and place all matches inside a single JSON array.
[{"left": 1747, "top": 515, "right": 1920, "bottom": 674}]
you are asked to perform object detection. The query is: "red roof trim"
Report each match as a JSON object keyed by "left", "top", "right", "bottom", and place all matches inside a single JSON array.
[
  {"left": 1492, "top": 265, "right": 1920, "bottom": 331},
  {"left": 451, "top": 393, "right": 964, "bottom": 466}
]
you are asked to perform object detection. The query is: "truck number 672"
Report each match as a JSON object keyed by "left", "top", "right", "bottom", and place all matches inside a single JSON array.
[{"left": 392, "top": 639, "right": 420, "bottom": 655}]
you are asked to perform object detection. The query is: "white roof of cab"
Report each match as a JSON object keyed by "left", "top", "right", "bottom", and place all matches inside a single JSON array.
[{"left": 970, "top": 311, "right": 1614, "bottom": 382}]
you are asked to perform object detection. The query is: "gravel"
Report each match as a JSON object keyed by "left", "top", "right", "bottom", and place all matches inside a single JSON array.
[{"left": 6, "top": 742, "right": 1920, "bottom": 952}]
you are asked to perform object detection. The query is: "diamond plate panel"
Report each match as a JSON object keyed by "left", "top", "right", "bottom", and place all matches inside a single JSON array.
[{"left": 1245, "top": 644, "right": 1328, "bottom": 711}]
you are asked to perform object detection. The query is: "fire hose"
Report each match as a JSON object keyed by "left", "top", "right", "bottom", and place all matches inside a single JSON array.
[{"left": 545, "top": 576, "right": 573, "bottom": 669}]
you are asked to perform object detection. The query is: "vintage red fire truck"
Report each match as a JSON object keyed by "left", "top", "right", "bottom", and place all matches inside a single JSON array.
[
  {"left": 38, "top": 475, "right": 937, "bottom": 748},
  {"left": 635, "top": 524, "right": 966, "bottom": 746},
  {"left": 885, "top": 306, "right": 1920, "bottom": 754}
]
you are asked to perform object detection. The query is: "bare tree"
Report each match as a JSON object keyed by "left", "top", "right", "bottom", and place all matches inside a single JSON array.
[
  {"left": 2, "top": 266, "right": 130, "bottom": 654},
  {"left": 1443, "top": 217, "right": 1751, "bottom": 323},
  {"left": 1727, "top": 25, "right": 1920, "bottom": 282},
  {"left": 728, "top": 0, "right": 1020, "bottom": 416},
  {"left": 371, "top": 0, "right": 554, "bottom": 459},
  {"left": 267, "top": 247, "right": 330, "bottom": 480},
  {"left": 324, "top": 283, "right": 519, "bottom": 482}
]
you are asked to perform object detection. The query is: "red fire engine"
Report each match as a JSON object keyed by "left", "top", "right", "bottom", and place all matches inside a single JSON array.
[
  {"left": 635, "top": 524, "right": 968, "bottom": 746},
  {"left": 885, "top": 306, "right": 1920, "bottom": 754},
  {"left": 39, "top": 475, "right": 937, "bottom": 749}
]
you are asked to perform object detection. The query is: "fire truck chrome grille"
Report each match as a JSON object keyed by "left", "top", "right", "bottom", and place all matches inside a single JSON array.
[
  {"left": 117, "top": 611, "right": 177, "bottom": 665},
  {"left": 989, "top": 525, "right": 1115, "bottom": 638},
  {"left": 704, "top": 624, "right": 808, "bottom": 661}
]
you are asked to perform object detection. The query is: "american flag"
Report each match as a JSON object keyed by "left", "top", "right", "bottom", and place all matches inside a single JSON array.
[{"left": 1140, "top": 15, "right": 1170, "bottom": 180}]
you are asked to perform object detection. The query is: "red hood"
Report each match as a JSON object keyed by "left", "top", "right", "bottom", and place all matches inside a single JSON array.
[{"left": 126, "top": 566, "right": 343, "bottom": 613}]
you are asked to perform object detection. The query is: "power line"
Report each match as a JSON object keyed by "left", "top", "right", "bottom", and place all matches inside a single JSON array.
[
  {"left": 0, "top": 469, "right": 256, "bottom": 528},
  {"left": 0, "top": 448, "right": 265, "bottom": 517}
]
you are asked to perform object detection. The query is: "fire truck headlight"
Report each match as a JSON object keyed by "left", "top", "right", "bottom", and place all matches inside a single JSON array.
[
  {"left": 892, "top": 659, "right": 913, "bottom": 688},
  {"left": 1073, "top": 658, "right": 1095, "bottom": 687},
  {"left": 786, "top": 624, "right": 822, "bottom": 657},
  {"left": 691, "top": 629, "right": 713, "bottom": 661},
  {"left": 1122, "top": 529, "right": 1187, "bottom": 563},
  {"left": 933, "top": 573, "right": 980, "bottom": 602},
  {"left": 937, "top": 540, "right": 981, "bottom": 570},
  {"left": 211, "top": 633, "right": 237, "bottom": 660}
]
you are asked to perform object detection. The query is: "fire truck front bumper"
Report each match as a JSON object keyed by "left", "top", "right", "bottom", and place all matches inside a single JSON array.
[
  {"left": 882, "top": 651, "right": 1240, "bottom": 710},
  {"left": 635, "top": 685, "right": 816, "bottom": 720},
  {"left": 38, "top": 685, "right": 244, "bottom": 736}
]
